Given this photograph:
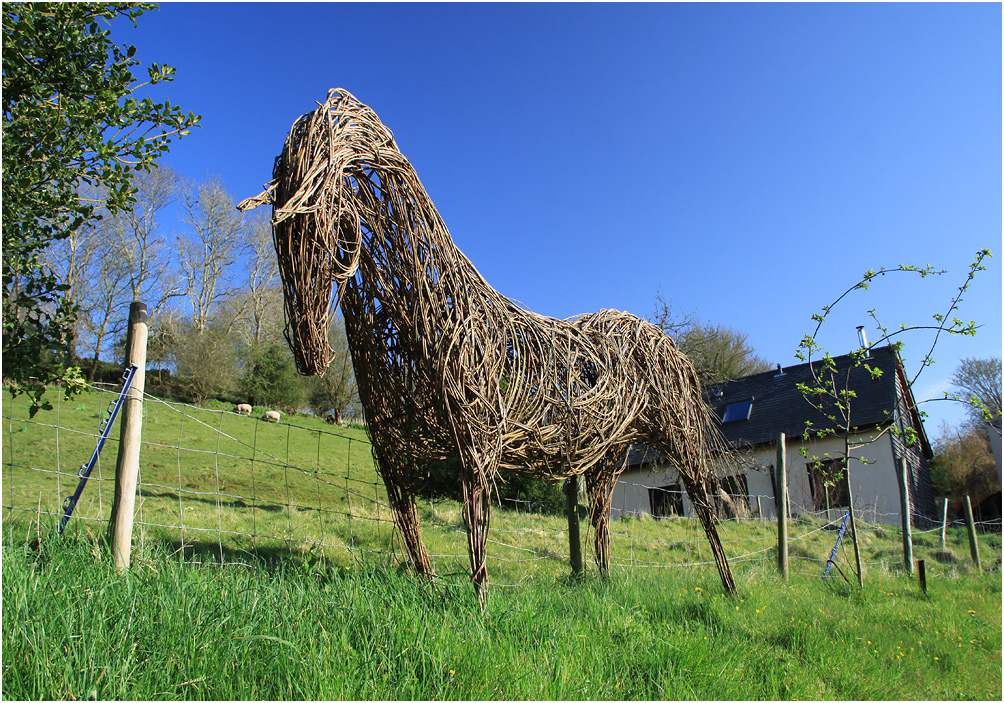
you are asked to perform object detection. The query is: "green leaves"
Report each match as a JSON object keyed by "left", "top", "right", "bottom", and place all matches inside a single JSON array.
[{"left": 2, "top": 2, "right": 201, "bottom": 412}]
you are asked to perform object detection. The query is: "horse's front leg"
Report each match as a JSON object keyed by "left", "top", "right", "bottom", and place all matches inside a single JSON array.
[
  {"left": 380, "top": 472, "right": 434, "bottom": 579},
  {"left": 458, "top": 451, "right": 494, "bottom": 607},
  {"left": 585, "top": 446, "right": 630, "bottom": 577},
  {"left": 372, "top": 436, "right": 434, "bottom": 579}
]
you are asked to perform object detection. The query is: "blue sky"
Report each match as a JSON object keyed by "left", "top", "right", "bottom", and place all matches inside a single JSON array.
[{"left": 122, "top": 2, "right": 1001, "bottom": 432}]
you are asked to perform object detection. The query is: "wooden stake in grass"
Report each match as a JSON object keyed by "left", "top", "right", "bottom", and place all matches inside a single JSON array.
[
  {"left": 896, "top": 457, "right": 914, "bottom": 575},
  {"left": 776, "top": 433, "right": 788, "bottom": 583},
  {"left": 939, "top": 497, "right": 948, "bottom": 549},
  {"left": 108, "top": 302, "right": 148, "bottom": 569},
  {"left": 963, "top": 495, "right": 981, "bottom": 572},
  {"left": 565, "top": 475, "right": 582, "bottom": 578}
]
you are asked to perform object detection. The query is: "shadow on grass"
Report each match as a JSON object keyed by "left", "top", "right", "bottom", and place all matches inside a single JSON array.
[{"left": 138, "top": 489, "right": 284, "bottom": 512}]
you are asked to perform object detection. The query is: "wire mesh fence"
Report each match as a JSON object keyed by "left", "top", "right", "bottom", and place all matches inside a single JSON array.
[{"left": 3, "top": 382, "right": 1000, "bottom": 586}]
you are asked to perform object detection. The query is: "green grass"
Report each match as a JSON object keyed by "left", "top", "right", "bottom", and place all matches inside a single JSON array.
[
  {"left": 3, "top": 387, "right": 1003, "bottom": 699},
  {"left": 2, "top": 530, "right": 1001, "bottom": 701}
]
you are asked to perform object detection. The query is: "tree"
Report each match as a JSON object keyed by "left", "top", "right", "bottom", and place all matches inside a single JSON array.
[
  {"left": 2, "top": 2, "right": 200, "bottom": 413},
  {"left": 928, "top": 421, "right": 998, "bottom": 502},
  {"left": 949, "top": 356, "right": 1002, "bottom": 428},
  {"left": 650, "top": 292, "right": 772, "bottom": 384},
  {"left": 177, "top": 176, "right": 248, "bottom": 333},
  {"left": 168, "top": 318, "right": 240, "bottom": 405},
  {"left": 239, "top": 343, "right": 303, "bottom": 412},
  {"left": 76, "top": 237, "right": 130, "bottom": 380},
  {"left": 244, "top": 212, "right": 280, "bottom": 346},
  {"left": 109, "top": 164, "right": 183, "bottom": 315},
  {"left": 38, "top": 185, "right": 103, "bottom": 364},
  {"left": 306, "top": 315, "right": 359, "bottom": 424},
  {"left": 796, "top": 249, "right": 992, "bottom": 587}
]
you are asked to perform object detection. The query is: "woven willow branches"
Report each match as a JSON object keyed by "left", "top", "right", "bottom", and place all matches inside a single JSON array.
[{"left": 239, "top": 89, "right": 736, "bottom": 600}]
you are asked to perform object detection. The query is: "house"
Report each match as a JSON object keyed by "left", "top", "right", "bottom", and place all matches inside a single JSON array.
[{"left": 612, "top": 345, "right": 937, "bottom": 527}]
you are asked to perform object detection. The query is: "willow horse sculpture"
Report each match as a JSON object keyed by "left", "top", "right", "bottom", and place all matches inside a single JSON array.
[{"left": 239, "top": 89, "right": 736, "bottom": 600}]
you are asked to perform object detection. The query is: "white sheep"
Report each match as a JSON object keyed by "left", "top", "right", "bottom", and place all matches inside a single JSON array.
[
  {"left": 235, "top": 403, "right": 252, "bottom": 416},
  {"left": 262, "top": 410, "right": 281, "bottom": 423}
]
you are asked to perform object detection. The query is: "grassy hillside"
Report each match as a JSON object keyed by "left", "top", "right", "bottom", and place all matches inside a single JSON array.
[{"left": 3, "top": 386, "right": 1001, "bottom": 585}]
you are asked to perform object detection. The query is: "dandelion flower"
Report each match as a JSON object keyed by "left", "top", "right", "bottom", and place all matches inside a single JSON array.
[
  {"left": 695, "top": 587, "right": 702, "bottom": 592},
  {"left": 934, "top": 657, "right": 939, "bottom": 661}
]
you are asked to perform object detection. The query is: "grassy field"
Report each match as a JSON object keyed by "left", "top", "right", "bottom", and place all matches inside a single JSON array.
[
  {"left": 2, "top": 530, "right": 1001, "bottom": 701},
  {"left": 4, "top": 387, "right": 1000, "bottom": 583},
  {"left": 2, "top": 386, "right": 1002, "bottom": 699}
]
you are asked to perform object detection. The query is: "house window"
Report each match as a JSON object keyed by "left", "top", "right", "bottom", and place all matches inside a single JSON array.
[
  {"left": 649, "top": 484, "right": 684, "bottom": 518},
  {"left": 806, "top": 459, "right": 850, "bottom": 511},
  {"left": 722, "top": 398, "right": 753, "bottom": 423}
]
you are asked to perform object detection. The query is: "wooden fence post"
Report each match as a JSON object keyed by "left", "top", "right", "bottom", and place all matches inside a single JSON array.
[
  {"left": 776, "top": 433, "right": 788, "bottom": 582},
  {"left": 939, "top": 497, "right": 948, "bottom": 549},
  {"left": 962, "top": 495, "right": 981, "bottom": 572},
  {"left": 108, "top": 302, "right": 148, "bottom": 569},
  {"left": 896, "top": 457, "right": 914, "bottom": 575},
  {"left": 565, "top": 474, "right": 583, "bottom": 577}
]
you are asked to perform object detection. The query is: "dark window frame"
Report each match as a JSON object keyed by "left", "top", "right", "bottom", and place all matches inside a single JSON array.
[{"left": 722, "top": 397, "right": 754, "bottom": 423}]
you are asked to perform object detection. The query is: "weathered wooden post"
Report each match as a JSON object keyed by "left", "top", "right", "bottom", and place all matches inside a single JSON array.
[
  {"left": 917, "top": 559, "right": 927, "bottom": 595},
  {"left": 962, "top": 495, "right": 981, "bottom": 572},
  {"left": 896, "top": 457, "right": 914, "bottom": 575},
  {"left": 776, "top": 433, "right": 788, "bottom": 582},
  {"left": 565, "top": 475, "right": 583, "bottom": 577},
  {"left": 939, "top": 497, "right": 948, "bottom": 549},
  {"left": 108, "top": 302, "right": 148, "bottom": 569}
]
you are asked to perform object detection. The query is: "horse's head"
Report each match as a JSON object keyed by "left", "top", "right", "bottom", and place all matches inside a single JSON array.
[{"left": 238, "top": 89, "right": 400, "bottom": 375}]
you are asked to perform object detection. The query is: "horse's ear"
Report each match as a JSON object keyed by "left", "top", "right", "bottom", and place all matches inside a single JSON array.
[{"left": 237, "top": 181, "right": 275, "bottom": 212}]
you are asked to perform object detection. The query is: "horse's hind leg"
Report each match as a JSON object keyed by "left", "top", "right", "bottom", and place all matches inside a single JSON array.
[
  {"left": 585, "top": 447, "right": 631, "bottom": 577},
  {"left": 381, "top": 474, "right": 434, "bottom": 579},
  {"left": 679, "top": 473, "right": 737, "bottom": 594}
]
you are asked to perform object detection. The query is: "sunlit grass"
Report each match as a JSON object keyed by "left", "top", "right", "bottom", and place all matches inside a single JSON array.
[{"left": 2, "top": 528, "right": 1000, "bottom": 701}]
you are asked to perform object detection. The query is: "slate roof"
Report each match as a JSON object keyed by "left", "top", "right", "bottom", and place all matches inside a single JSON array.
[{"left": 628, "top": 345, "right": 914, "bottom": 469}]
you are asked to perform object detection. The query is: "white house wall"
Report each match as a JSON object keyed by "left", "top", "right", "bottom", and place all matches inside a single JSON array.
[
  {"left": 615, "top": 430, "right": 909, "bottom": 525},
  {"left": 612, "top": 465, "right": 694, "bottom": 520}
]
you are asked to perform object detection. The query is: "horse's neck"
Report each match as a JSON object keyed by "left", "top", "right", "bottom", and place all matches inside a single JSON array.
[{"left": 349, "top": 168, "right": 504, "bottom": 345}]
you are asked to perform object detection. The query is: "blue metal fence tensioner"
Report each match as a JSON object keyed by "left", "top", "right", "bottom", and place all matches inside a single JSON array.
[
  {"left": 822, "top": 510, "right": 851, "bottom": 579},
  {"left": 57, "top": 364, "right": 139, "bottom": 535}
]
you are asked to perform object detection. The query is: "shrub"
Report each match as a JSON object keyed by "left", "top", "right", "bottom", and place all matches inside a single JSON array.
[{"left": 238, "top": 344, "right": 304, "bottom": 412}]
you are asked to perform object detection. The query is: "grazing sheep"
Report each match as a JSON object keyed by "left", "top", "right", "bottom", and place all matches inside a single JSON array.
[
  {"left": 235, "top": 403, "right": 252, "bottom": 416},
  {"left": 263, "top": 410, "right": 281, "bottom": 423}
]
